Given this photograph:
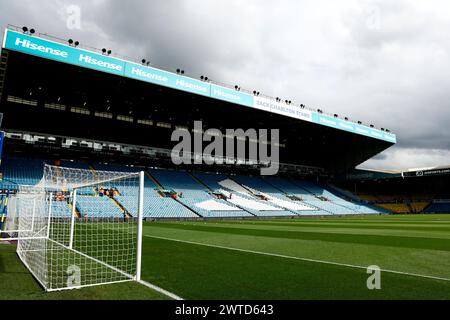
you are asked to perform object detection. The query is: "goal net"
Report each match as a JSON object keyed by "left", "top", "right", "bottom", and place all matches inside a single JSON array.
[{"left": 0, "top": 164, "right": 144, "bottom": 292}]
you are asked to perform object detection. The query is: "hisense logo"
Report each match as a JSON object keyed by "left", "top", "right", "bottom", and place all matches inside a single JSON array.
[
  {"left": 175, "top": 79, "right": 208, "bottom": 93},
  {"left": 213, "top": 88, "right": 241, "bottom": 101},
  {"left": 13, "top": 37, "right": 122, "bottom": 72},
  {"left": 15, "top": 37, "right": 69, "bottom": 58},
  {"left": 79, "top": 54, "right": 123, "bottom": 71},
  {"left": 131, "top": 67, "right": 168, "bottom": 82}
]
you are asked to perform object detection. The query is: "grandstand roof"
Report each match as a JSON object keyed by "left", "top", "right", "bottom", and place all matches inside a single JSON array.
[
  {"left": 346, "top": 164, "right": 450, "bottom": 181},
  {"left": 0, "top": 26, "right": 396, "bottom": 174},
  {"left": 402, "top": 165, "right": 450, "bottom": 178}
]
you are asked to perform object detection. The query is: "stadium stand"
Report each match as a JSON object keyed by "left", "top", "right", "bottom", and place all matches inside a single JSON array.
[
  {"left": 0, "top": 156, "right": 386, "bottom": 219},
  {"left": 60, "top": 160, "right": 91, "bottom": 170},
  {"left": 409, "top": 202, "right": 430, "bottom": 213},
  {"left": 93, "top": 163, "right": 141, "bottom": 172},
  {"left": 425, "top": 201, "right": 450, "bottom": 213},
  {"left": 116, "top": 173, "right": 199, "bottom": 219},
  {"left": 149, "top": 169, "right": 252, "bottom": 218},
  {"left": 228, "top": 175, "right": 316, "bottom": 215},
  {"left": 263, "top": 177, "right": 381, "bottom": 215},
  {"left": 192, "top": 172, "right": 297, "bottom": 217},
  {"left": 376, "top": 203, "right": 410, "bottom": 214},
  {"left": 76, "top": 195, "right": 124, "bottom": 218},
  {"left": 51, "top": 199, "right": 71, "bottom": 217},
  {"left": 336, "top": 172, "right": 450, "bottom": 214},
  {"left": 0, "top": 157, "right": 44, "bottom": 188}
]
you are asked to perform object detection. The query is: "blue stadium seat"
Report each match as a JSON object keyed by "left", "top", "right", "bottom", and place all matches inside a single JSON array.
[
  {"left": 76, "top": 195, "right": 124, "bottom": 218},
  {"left": 0, "top": 156, "right": 384, "bottom": 218},
  {"left": 150, "top": 169, "right": 252, "bottom": 218},
  {"left": 0, "top": 157, "right": 45, "bottom": 188},
  {"left": 425, "top": 201, "right": 450, "bottom": 213}
]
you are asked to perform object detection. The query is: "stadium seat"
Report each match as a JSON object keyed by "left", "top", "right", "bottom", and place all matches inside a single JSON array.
[
  {"left": 0, "top": 156, "right": 385, "bottom": 218},
  {"left": 76, "top": 195, "right": 124, "bottom": 218},
  {"left": 424, "top": 201, "right": 450, "bottom": 213},
  {"left": 0, "top": 157, "right": 45, "bottom": 189},
  {"left": 149, "top": 169, "right": 253, "bottom": 218}
]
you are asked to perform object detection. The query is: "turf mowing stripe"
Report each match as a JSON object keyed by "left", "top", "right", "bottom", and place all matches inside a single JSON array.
[
  {"left": 138, "top": 280, "right": 183, "bottom": 300},
  {"left": 145, "top": 235, "right": 450, "bottom": 283},
  {"left": 187, "top": 221, "right": 450, "bottom": 234},
  {"left": 238, "top": 217, "right": 450, "bottom": 225},
  {"left": 210, "top": 221, "right": 450, "bottom": 232},
  {"left": 149, "top": 223, "right": 450, "bottom": 251}
]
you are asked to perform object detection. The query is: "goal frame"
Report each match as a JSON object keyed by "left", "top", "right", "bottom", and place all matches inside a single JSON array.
[{"left": 0, "top": 169, "right": 145, "bottom": 291}]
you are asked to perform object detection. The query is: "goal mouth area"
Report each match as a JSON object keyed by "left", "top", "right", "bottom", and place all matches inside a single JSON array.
[
  {"left": 1, "top": 165, "right": 145, "bottom": 292},
  {"left": 15, "top": 235, "right": 135, "bottom": 292}
]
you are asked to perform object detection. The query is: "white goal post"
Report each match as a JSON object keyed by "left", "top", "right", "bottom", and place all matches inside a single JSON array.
[{"left": 0, "top": 164, "right": 145, "bottom": 292}]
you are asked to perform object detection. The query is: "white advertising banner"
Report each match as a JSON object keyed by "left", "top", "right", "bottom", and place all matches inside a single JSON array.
[{"left": 253, "top": 97, "right": 313, "bottom": 122}]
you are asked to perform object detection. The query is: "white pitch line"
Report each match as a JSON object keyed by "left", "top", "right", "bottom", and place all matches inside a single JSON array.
[
  {"left": 138, "top": 280, "right": 183, "bottom": 300},
  {"left": 145, "top": 235, "right": 450, "bottom": 283}
]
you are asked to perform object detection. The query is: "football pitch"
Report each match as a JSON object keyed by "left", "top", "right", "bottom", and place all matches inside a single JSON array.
[{"left": 1, "top": 214, "right": 450, "bottom": 300}]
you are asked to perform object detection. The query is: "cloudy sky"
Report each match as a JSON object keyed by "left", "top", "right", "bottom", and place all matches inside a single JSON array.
[{"left": 1, "top": 0, "right": 449, "bottom": 170}]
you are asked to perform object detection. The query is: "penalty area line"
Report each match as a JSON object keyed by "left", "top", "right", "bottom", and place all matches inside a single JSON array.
[{"left": 145, "top": 235, "right": 450, "bottom": 283}]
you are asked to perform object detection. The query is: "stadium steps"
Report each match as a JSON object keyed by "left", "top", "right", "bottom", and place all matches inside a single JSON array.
[
  {"left": 173, "top": 197, "right": 203, "bottom": 218},
  {"left": 250, "top": 177, "right": 318, "bottom": 215},
  {"left": 147, "top": 169, "right": 203, "bottom": 218},
  {"left": 227, "top": 176, "right": 258, "bottom": 196},
  {"left": 261, "top": 177, "right": 292, "bottom": 195},
  {"left": 316, "top": 190, "right": 359, "bottom": 213},
  {"left": 226, "top": 176, "right": 299, "bottom": 216},
  {"left": 189, "top": 172, "right": 213, "bottom": 192},
  {"left": 407, "top": 203, "right": 413, "bottom": 213},
  {"left": 266, "top": 178, "right": 334, "bottom": 215},
  {"left": 261, "top": 177, "right": 324, "bottom": 214},
  {"left": 145, "top": 171, "right": 164, "bottom": 190},
  {"left": 423, "top": 202, "right": 432, "bottom": 213},
  {"left": 110, "top": 197, "right": 129, "bottom": 217},
  {"left": 288, "top": 179, "right": 355, "bottom": 215},
  {"left": 184, "top": 173, "right": 254, "bottom": 217},
  {"left": 191, "top": 174, "right": 257, "bottom": 217},
  {"left": 88, "top": 165, "right": 101, "bottom": 194},
  {"left": 190, "top": 172, "right": 257, "bottom": 217},
  {"left": 289, "top": 179, "right": 320, "bottom": 197},
  {"left": 69, "top": 202, "right": 81, "bottom": 219},
  {"left": 218, "top": 199, "right": 257, "bottom": 218},
  {"left": 326, "top": 183, "right": 362, "bottom": 202}
]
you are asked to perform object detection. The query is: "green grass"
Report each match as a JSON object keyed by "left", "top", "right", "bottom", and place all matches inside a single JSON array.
[
  {"left": 1, "top": 214, "right": 450, "bottom": 299},
  {"left": 0, "top": 244, "right": 169, "bottom": 300},
  {"left": 140, "top": 214, "right": 450, "bottom": 299}
]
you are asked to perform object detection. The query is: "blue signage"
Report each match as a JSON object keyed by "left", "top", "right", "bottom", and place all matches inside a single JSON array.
[
  {"left": 2, "top": 29, "right": 396, "bottom": 144},
  {"left": 210, "top": 84, "right": 254, "bottom": 107},
  {"left": 315, "top": 114, "right": 396, "bottom": 143},
  {"left": 4, "top": 30, "right": 125, "bottom": 76},
  {"left": 125, "top": 62, "right": 210, "bottom": 96},
  {"left": 125, "top": 62, "right": 170, "bottom": 86}
]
